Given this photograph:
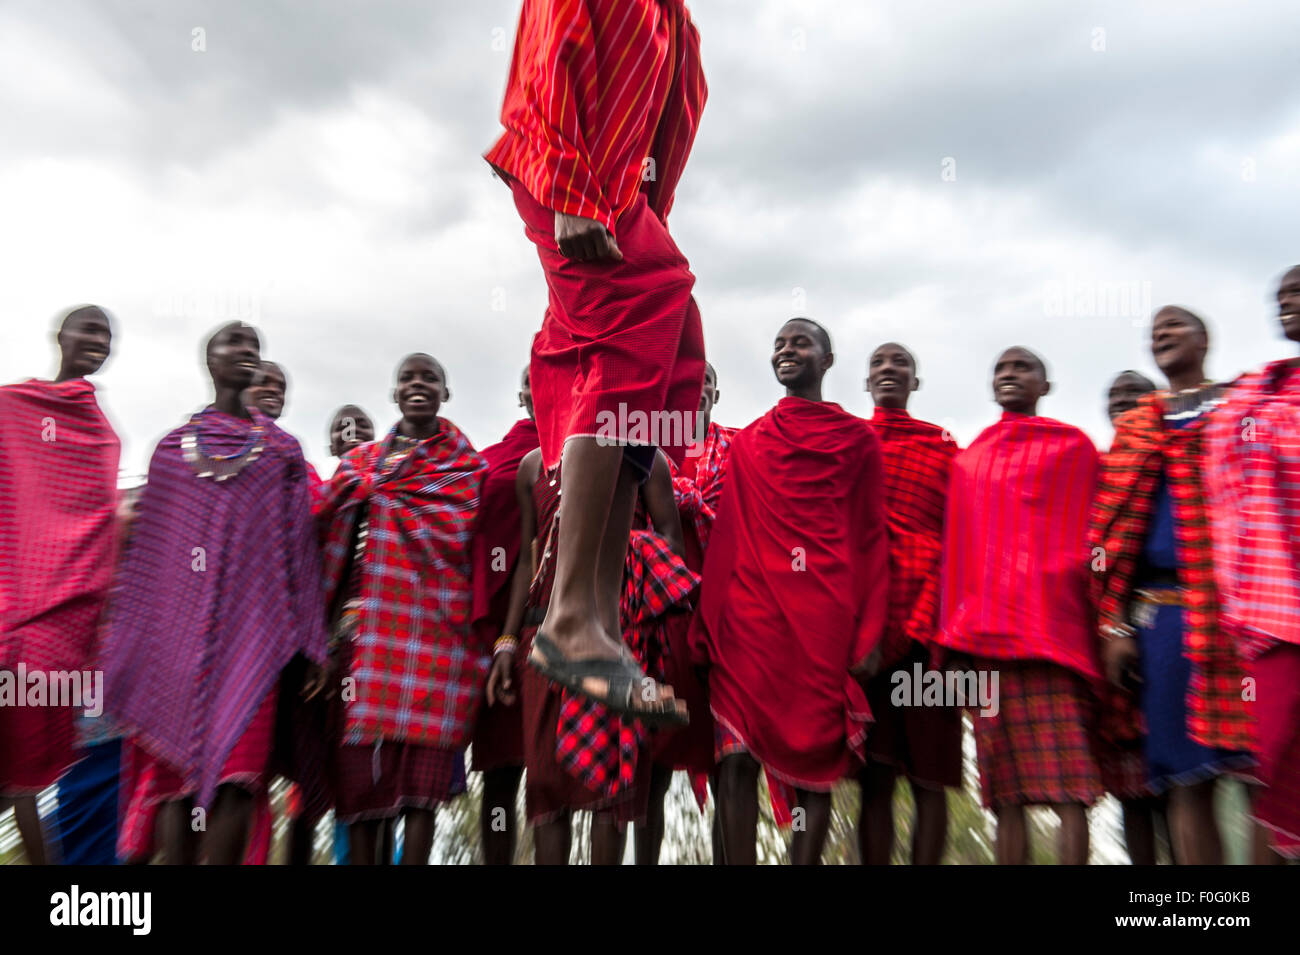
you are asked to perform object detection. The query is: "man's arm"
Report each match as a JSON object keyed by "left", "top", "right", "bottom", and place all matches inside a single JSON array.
[
  {"left": 642, "top": 450, "right": 686, "bottom": 558},
  {"left": 486, "top": 450, "right": 542, "bottom": 706}
]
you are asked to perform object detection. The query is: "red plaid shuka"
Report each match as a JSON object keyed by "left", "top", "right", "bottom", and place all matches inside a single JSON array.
[
  {"left": 1090, "top": 391, "right": 1254, "bottom": 753},
  {"left": 1204, "top": 361, "right": 1300, "bottom": 654},
  {"left": 869, "top": 407, "right": 958, "bottom": 669},
  {"left": 318, "top": 421, "right": 489, "bottom": 747},
  {"left": 556, "top": 529, "right": 699, "bottom": 799},
  {"left": 671, "top": 421, "right": 736, "bottom": 559}
]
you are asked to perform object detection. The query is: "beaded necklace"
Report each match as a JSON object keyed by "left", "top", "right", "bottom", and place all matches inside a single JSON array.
[{"left": 181, "top": 407, "right": 266, "bottom": 482}]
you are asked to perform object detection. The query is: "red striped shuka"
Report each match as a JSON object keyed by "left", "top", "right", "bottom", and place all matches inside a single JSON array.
[
  {"left": 1091, "top": 393, "right": 1254, "bottom": 754},
  {"left": 485, "top": 0, "right": 707, "bottom": 237},
  {"left": 937, "top": 412, "right": 1104, "bottom": 808},
  {"left": 485, "top": 0, "right": 709, "bottom": 473}
]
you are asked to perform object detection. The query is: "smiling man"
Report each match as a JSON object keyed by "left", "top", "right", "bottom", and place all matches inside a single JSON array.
[
  {"left": 690, "top": 318, "right": 889, "bottom": 865},
  {"left": 937, "top": 346, "right": 1102, "bottom": 865},
  {"left": 1204, "top": 267, "right": 1300, "bottom": 863},
  {"left": 857, "top": 342, "right": 961, "bottom": 866},
  {"left": 105, "top": 321, "right": 329, "bottom": 865},
  {"left": 1091, "top": 308, "right": 1253, "bottom": 866},
  {"left": 0, "top": 305, "right": 120, "bottom": 865},
  {"left": 1107, "top": 370, "right": 1158, "bottom": 424},
  {"left": 317, "top": 353, "right": 487, "bottom": 865}
]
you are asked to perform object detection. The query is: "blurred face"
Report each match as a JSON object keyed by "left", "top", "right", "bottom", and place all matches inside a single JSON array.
[
  {"left": 248, "top": 362, "right": 287, "bottom": 419},
  {"left": 1278, "top": 267, "right": 1300, "bottom": 343},
  {"left": 698, "top": 365, "right": 719, "bottom": 420},
  {"left": 207, "top": 323, "right": 262, "bottom": 390},
  {"left": 394, "top": 354, "right": 445, "bottom": 426},
  {"left": 867, "top": 343, "right": 918, "bottom": 409},
  {"left": 993, "top": 347, "right": 1048, "bottom": 413},
  {"left": 1107, "top": 372, "right": 1155, "bottom": 423},
  {"left": 772, "top": 320, "right": 830, "bottom": 389},
  {"left": 518, "top": 369, "right": 534, "bottom": 419},
  {"left": 329, "top": 406, "right": 374, "bottom": 458},
  {"left": 58, "top": 308, "right": 112, "bottom": 377},
  {"left": 1150, "top": 308, "right": 1206, "bottom": 377}
]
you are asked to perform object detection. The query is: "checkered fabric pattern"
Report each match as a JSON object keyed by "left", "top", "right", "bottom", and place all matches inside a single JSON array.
[
  {"left": 971, "top": 660, "right": 1103, "bottom": 808},
  {"left": 556, "top": 530, "right": 698, "bottom": 798},
  {"left": 319, "top": 420, "right": 488, "bottom": 748},
  {"left": 670, "top": 421, "right": 735, "bottom": 553},
  {"left": 1204, "top": 361, "right": 1300, "bottom": 655},
  {"left": 1091, "top": 391, "right": 1254, "bottom": 752},
  {"left": 869, "top": 407, "right": 957, "bottom": 669}
]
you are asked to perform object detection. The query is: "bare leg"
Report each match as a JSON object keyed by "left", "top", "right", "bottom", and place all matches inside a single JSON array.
[
  {"left": 910, "top": 781, "right": 949, "bottom": 866},
  {"left": 858, "top": 763, "right": 896, "bottom": 865},
  {"left": 288, "top": 811, "right": 321, "bottom": 865},
  {"left": 481, "top": 765, "right": 524, "bottom": 865},
  {"left": 595, "top": 462, "right": 639, "bottom": 643},
  {"left": 534, "top": 813, "right": 572, "bottom": 865},
  {"left": 1168, "top": 779, "right": 1222, "bottom": 865},
  {"left": 203, "top": 783, "right": 254, "bottom": 865},
  {"left": 994, "top": 803, "right": 1029, "bottom": 865},
  {"left": 11, "top": 795, "right": 48, "bottom": 865},
  {"left": 1120, "top": 797, "right": 1158, "bottom": 865},
  {"left": 1055, "top": 803, "right": 1090, "bottom": 864},
  {"left": 789, "top": 789, "right": 832, "bottom": 865},
  {"left": 590, "top": 811, "right": 626, "bottom": 865},
  {"left": 538, "top": 438, "right": 625, "bottom": 662},
  {"left": 159, "top": 796, "right": 199, "bottom": 865},
  {"left": 718, "top": 753, "right": 760, "bottom": 865},
  {"left": 635, "top": 765, "right": 674, "bottom": 864},
  {"left": 400, "top": 808, "right": 435, "bottom": 865},
  {"left": 378, "top": 818, "right": 395, "bottom": 864},
  {"left": 709, "top": 770, "right": 725, "bottom": 865},
  {"left": 1248, "top": 784, "right": 1286, "bottom": 865},
  {"left": 349, "top": 819, "right": 380, "bottom": 865}
]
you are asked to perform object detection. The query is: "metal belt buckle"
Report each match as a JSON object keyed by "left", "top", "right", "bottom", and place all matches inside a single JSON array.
[{"left": 1131, "top": 598, "right": 1158, "bottom": 631}]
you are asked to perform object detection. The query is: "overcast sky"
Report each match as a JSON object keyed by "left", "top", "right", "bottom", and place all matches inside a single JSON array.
[{"left": 3, "top": 0, "right": 1298, "bottom": 477}]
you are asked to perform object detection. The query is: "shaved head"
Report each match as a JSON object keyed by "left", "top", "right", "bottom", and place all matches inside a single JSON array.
[
  {"left": 785, "top": 317, "right": 832, "bottom": 355},
  {"left": 1154, "top": 305, "right": 1208, "bottom": 339},
  {"left": 869, "top": 341, "right": 917, "bottom": 374}
]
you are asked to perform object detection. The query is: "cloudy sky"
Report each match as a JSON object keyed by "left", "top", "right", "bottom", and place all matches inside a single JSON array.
[{"left": 2, "top": 0, "right": 1297, "bottom": 477}]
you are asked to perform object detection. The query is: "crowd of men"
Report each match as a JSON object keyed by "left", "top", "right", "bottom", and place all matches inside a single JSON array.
[{"left": 3, "top": 0, "right": 1297, "bottom": 866}]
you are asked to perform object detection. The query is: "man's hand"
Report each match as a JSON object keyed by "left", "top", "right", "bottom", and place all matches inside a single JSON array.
[
  {"left": 554, "top": 211, "right": 623, "bottom": 263},
  {"left": 1102, "top": 634, "right": 1140, "bottom": 689},
  {"left": 487, "top": 652, "right": 516, "bottom": 707}
]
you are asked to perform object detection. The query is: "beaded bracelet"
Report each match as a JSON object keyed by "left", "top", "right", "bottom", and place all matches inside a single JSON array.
[{"left": 494, "top": 635, "right": 519, "bottom": 656}]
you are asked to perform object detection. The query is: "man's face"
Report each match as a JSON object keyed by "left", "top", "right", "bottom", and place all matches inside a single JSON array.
[
  {"left": 1150, "top": 309, "right": 1206, "bottom": 377},
  {"left": 1278, "top": 268, "right": 1300, "bottom": 343},
  {"left": 698, "top": 366, "right": 718, "bottom": 420},
  {"left": 394, "top": 355, "right": 445, "bottom": 425},
  {"left": 330, "top": 407, "right": 375, "bottom": 457},
  {"left": 772, "top": 321, "right": 829, "bottom": 389},
  {"left": 993, "top": 348, "right": 1048, "bottom": 413},
  {"left": 248, "top": 363, "right": 287, "bottom": 419},
  {"left": 867, "top": 344, "right": 917, "bottom": 409},
  {"left": 1107, "top": 372, "right": 1154, "bottom": 423},
  {"left": 519, "top": 371, "right": 534, "bottom": 420},
  {"left": 208, "top": 323, "right": 262, "bottom": 391},
  {"left": 58, "top": 309, "right": 112, "bottom": 377}
]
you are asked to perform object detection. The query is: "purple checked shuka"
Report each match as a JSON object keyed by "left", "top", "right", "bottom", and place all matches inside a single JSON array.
[{"left": 102, "top": 407, "right": 329, "bottom": 806}]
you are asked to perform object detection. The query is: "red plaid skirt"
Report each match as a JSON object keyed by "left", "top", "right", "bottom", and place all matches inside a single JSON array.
[
  {"left": 520, "top": 626, "right": 648, "bottom": 825},
  {"left": 0, "top": 690, "right": 77, "bottom": 794},
  {"left": 1251, "top": 642, "right": 1300, "bottom": 858},
  {"left": 117, "top": 689, "right": 278, "bottom": 864},
  {"left": 1096, "top": 736, "right": 1153, "bottom": 801},
  {"left": 863, "top": 648, "right": 963, "bottom": 789},
  {"left": 971, "top": 660, "right": 1103, "bottom": 808}
]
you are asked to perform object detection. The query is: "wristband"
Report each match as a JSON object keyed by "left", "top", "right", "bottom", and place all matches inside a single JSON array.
[{"left": 494, "top": 635, "right": 519, "bottom": 656}]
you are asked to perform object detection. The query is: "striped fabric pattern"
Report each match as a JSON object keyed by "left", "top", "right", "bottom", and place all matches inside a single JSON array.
[
  {"left": 670, "top": 420, "right": 735, "bottom": 556},
  {"left": 318, "top": 421, "right": 488, "bottom": 748},
  {"left": 869, "top": 407, "right": 958, "bottom": 669},
  {"left": 937, "top": 412, "right": 1102, "bottom": 681},
  {"left": 1204, "top": 360, "right": 1300, "bottom": 652},
  {"left": 485, "top": 0, "right": 707, "bottom": 235}
]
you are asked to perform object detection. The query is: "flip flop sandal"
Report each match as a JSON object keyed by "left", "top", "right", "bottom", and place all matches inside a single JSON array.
[{"left": 528, "top": 632, "right": 689, "bottom": 728}]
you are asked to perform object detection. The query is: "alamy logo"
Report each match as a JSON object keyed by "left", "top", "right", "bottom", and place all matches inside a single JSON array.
[
  {"left": 594, "top": 403, "right": 705, "bottom": 458},
  {"left": 49, "top": 886, "right": 151, "bottom": 935},
  {"left": 890, "top": 662, "right": 1000, "bottom": 717},
  {"left": 0, "top": 664, "right": 104, "bottom": 717}
]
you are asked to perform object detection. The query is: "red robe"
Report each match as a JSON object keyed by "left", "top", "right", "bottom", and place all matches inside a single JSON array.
[
  {"left": 468, "top": 418, "right": 539, "bottom": 771},
  {"left": 868, "top": 407, "right": 957, "bottom": 669},
  {"left": 689, "top": 398, "right": 889, "bottom": 788},
  {"left": 938, "top": 412, "right": 1101, "bottom": 681},
  {"left": 486, "top": 0, "right": 708, "bottom": 471}
]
